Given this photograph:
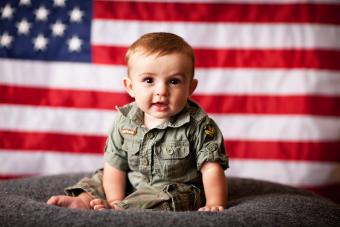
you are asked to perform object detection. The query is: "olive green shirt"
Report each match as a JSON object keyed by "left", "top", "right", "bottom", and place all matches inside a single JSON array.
[{"left": 104, "top": 100, "right": 228, "bottom": 190}]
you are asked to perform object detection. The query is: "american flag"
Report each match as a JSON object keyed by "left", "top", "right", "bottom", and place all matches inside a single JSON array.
[{"left": 1, "top": 0, "right": 340, "bottom": 203}]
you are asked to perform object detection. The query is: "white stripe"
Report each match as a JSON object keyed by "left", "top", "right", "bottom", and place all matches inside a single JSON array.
[
  {"left": 212, "top": 114, "right": 340, "bottom": 141},
  {"left": 2, "top": 59, "right": 340, "bottom": 95},
  {"left": 0, "top": 150, "right": 103, "bottom": 175},
  {"left": 0, "top": 59, "right": 127, "bottom": 92},
  {"left": 195, "top": 68, "right": 340, "bottom": 95},
  {"left": 1, "top": 105, "right": 339, "bottom": 141},
  {"left": 227, "top": 159, "right": 340, "bottom": 187},
  {"left": 92, "top": 20, "right": 340, "bottom": 49},
  {"left": 0, "top": 105, "right": 116, "bottom": 136}
]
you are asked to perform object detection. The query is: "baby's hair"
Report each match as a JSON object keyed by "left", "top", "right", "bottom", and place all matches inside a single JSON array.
[{"left": 125, "top": 32, "right": 195, "bottom": 77}]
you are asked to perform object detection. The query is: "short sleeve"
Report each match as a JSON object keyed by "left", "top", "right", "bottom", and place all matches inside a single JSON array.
[
  {"left": 104, "top": 114, "right": 129, "bottom": 171},
  {"left": 193, "top": 117, "right": 229, "bottom": 171}
]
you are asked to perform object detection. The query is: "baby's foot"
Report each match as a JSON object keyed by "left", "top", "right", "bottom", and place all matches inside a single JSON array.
[{"left": 47, "top": 195, "right": 91, "bottom": 209}]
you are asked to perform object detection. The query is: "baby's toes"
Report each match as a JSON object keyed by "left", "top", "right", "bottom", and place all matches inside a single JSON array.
[
  {"left": 90, "top": 199, "right": 104, "bottom": 208},
  {"left": 93, "top": 204, "right": 106, "bottom": 211}
]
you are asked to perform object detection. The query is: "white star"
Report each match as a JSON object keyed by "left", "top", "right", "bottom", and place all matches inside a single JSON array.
[
  {"left": 67, "top": 36, "right": 82, "bottom": 52},
  {"left": 53, "top": 0, "right": 66, "bottom": 7},
  {"left": 33, "top": 34, "right": 48, "bottom": 51},
  {"left": 69, "top": 7, "right": 84, "bottom": 23},
  {"left": 16, "top": 19, "right": 31, "bottom": 35},
  {"left": 0, "top": 32, "right": 13, "bottom": 48},
  {"left": 34, "top": 6, "right": 49, "bottom": 21},
  {"left": 51, "top": 21, "right": 66, "bottom": 37},
  {"left": 19, "top": 0, "right": 31, "bottom": 6},
  {"left": 1, "top": 4, "right": 15, "bottom": 19}
]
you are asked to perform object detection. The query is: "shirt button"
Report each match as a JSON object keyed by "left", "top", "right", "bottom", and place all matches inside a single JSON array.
[
  {"left": 141, "top": 158, "right": 148, "bottom": 166},
  {"left": 146, "top": 132, "right": 155, "bottom": 139},
  {"left": 143, "top": 176, "right": 150, "bottom": 183},
  {"left": 166, "top": 147, "right": 174, "bottom": 155}
]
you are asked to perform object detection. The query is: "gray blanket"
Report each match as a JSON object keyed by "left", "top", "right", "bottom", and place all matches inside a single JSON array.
[{"left": 0, "top": 173, "right": 339, "bottom": 226}]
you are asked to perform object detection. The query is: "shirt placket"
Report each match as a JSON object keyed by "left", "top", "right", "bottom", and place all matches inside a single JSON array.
[{"left": 139, "top": 130, "right": 157, "bottom": 183}]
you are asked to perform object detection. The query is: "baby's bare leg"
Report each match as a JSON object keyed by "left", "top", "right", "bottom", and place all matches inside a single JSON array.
[{"left": 47, "top": 192, "right": 93, "bottom": 209}]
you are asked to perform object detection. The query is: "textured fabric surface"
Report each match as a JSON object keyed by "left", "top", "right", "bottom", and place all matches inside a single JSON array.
[
  {"left": 0, "top": 173, "right": 339, "bottom": 227},
  {"left": 66, "top": 169, "right": 204, "bottom": 211}
]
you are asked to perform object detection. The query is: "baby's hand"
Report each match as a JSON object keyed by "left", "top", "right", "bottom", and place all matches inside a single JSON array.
[
  {"left": 109, "top": 200, "right": 124, "bottom": 210},
  {"left": 198, "top": 205, "right": 224, "bottom": 212}
]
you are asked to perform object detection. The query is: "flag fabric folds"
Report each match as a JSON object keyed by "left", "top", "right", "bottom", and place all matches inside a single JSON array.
[{"left": 1, "top": 0, "right": 340, "bottom": 203}]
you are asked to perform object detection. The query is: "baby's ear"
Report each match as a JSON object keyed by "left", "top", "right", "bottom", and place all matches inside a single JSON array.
[
  {"left": 123, "top": 77, "right": 135, "bottom": 98},
  {"left": 190, "top": 79, "right": 198, "bottom": 95}
]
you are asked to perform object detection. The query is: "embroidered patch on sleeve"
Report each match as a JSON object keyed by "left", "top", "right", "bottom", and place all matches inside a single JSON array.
[
  {"left": 121, "top": 128, "right": 137, "bottom": 135},
  {"left": 204, "top": 124, "right": 216, "bottom": 138}
]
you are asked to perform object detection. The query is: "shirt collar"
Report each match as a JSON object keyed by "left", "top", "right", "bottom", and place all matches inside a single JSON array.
[{"left": 117, "top": 102, "right": 191, "bottom": 129}]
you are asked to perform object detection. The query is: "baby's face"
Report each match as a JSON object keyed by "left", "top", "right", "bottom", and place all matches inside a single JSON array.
[{"left": 124, "top": 52, "right": 197, "bottom": 127}]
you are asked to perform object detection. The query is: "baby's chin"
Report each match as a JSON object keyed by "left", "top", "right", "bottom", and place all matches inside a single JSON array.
[{"left": 145, "top": 105, "right": 184, "bottom": 121}]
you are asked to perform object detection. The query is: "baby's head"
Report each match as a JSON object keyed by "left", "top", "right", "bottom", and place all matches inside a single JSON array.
[
  {"left": 125, "top": 32, "right": 195, "bottom": 78},
  {"left": 123, "top": 32, "right": 198, "bottom": 128}
]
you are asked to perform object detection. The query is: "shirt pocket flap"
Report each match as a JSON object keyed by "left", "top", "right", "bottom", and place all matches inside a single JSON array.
[
  {"left": 157, "top": 141, "right": 190, "bottom": 160},
  {"left": 122, "top": 140, "right": 141, "bottom": 154}
]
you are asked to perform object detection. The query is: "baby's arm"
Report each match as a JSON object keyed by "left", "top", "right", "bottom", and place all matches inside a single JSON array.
[
  {"left": 199, "top": 161, "right": 228, "bottom": 212},
  {"left": 91, "top": 162, "right": 126, "bottom": 210}
]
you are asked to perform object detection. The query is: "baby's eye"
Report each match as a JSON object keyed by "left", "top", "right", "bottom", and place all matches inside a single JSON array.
[
  {"left": 169, "top": 78, "right": 181, "bottom": 85},
  {"left": 143, "top": 77, "right": 153, "bottom": 83}
]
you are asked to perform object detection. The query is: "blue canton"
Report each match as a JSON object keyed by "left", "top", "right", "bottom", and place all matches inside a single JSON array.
[{"left": 0, "top": 0, "right": 92, "bottom": 62}]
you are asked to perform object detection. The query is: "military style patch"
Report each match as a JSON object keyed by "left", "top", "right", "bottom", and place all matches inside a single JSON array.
[
  {"left": 206, "top": 143, "right": 218, "bottom": 152},
  {"left": 121, "top": 128, "right": 137, "bottom": 135},
  {"left": 204, "top": 124, "right": 216, "bottom": 138}
]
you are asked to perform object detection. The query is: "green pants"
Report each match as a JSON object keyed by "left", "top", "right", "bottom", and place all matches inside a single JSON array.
[{"left": 65, "top": 169, "right": 203, "bottom": 211}]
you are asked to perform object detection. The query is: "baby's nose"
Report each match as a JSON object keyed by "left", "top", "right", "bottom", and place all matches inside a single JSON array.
[{"left": 155, "top": 83, "right": 168, "bottom": 96}]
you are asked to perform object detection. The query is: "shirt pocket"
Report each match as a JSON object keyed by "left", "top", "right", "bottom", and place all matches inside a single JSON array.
[
  {"left": 122, "top": 140, "right": 141, "bottom": 171},
  {"left": 156, "top": 141, "right": 192, "bottom": 178}
]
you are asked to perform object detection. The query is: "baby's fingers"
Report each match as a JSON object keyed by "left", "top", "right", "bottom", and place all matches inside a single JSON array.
[
  {"left": 210, "top": 206, "right": 223, "bottom": 212},
  {"left": 198, "top": 206, "right": 224, "bottom": 212},
  {"left": 111, "top": 203, "right": 124, "bottom": 210}
]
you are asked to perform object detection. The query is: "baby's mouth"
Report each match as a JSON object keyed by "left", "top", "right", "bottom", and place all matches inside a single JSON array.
[{"left": 152, "top": 102, "right": 169, "bottom": 111}]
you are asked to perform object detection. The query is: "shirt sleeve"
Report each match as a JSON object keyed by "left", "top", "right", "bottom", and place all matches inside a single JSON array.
[
  {"left": 104, "top": 114, "right": 129, "bottom": 171},
  {"left": 193, "top": 117, "right": 229, "bottom": 171}
]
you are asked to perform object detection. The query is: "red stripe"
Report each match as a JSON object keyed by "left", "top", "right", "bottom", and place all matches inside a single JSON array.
[
  {"left": 195, "top": 48, "right": 340, "bottom": 70},
  {"left": 93, "top": 45, "right": 340, "bottom": 70},
  {"left": 303, "top": 183, "right": 340, "bottom": 204},
  {"left": 0, "top": 131, "right": 106, "bottom": 154},
  {"left": 192, "top": 95, "right": 340, "bottom": 116},
  {"left": 226, "top": 140, "right": 340, "bottom": 162},
  {"left": 1, "top": 85, "right": 339, "bottom": 116},
  {"left": 94, "top": 1, "right": 340, "bottom": 25},
  {"left": 0, "top": 174, "right": 33, "bottom": 180},
  {"left": 0, "top": 85, "right": 132, "bottom": 110},
  {"left": 93, "top": 45, "right": 127, "bottom": 65},
  {"left": 1, "top": 130, "right": 339, "bottom": 162}
]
